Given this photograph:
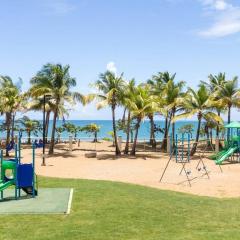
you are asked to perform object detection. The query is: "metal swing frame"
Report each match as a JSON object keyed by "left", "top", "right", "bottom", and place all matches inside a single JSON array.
[{"left": 160, "top": 135, "right": 213, "bottom": 187}]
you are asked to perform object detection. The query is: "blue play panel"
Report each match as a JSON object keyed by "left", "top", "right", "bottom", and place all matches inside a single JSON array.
[{"left": 0, "top": 188, "right": 73, "bottom": 214}]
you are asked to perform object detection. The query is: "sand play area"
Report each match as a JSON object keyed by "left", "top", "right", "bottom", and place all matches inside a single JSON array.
[{"left": 19, "top": 141, "right": 240, "bottom": 198}]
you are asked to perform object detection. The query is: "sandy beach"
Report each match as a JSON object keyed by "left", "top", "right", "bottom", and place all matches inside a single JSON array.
[{"left": 15, "top": 141, "right": 240, "bottom": 198}]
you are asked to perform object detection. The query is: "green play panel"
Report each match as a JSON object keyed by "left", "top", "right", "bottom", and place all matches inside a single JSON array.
[{"left": 0, "top": 188, "right": 73, "bottom": 214}]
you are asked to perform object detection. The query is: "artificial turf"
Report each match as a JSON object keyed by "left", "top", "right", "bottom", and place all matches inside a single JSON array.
[
  {"left": 0, "top": 176, "right": 239, "bottom": 240},
  {"left": 0, "top": 188, "right": 72, "bottom": 214}
]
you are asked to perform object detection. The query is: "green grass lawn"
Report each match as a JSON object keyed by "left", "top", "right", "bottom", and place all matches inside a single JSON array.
[{"left": 0, "top": 177, "right": 240, "bottom": 240}]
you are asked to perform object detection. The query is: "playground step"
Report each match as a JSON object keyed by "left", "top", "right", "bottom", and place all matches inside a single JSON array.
[{"left": 176, "top": 160, "right": 189, "bottom": 163}]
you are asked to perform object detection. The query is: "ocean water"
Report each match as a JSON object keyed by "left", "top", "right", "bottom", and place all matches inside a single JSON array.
[
  {"left": 56, "top": 120, "right": 200, "bottom": 140},
  {"left": 0, "top": 120, "right": 200, "bottom": 141}
]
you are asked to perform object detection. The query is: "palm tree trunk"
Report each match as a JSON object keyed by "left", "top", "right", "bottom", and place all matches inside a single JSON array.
[
  {"left": 28, "top": 131, "right": 31, "bottom": 144},
  {"left": 205, "top": 125, "right": 211, "bottom": 147},
  {"left": 11, "top": 112, "right": 15, "bottom": 142},
  {"left": 210, "top": 129, "right": 213, "bottom": 145},
  {"left": 131, "top": 117, "right": 141, "bottom": 156},
  {"left": 160, "top": 113, "right": 169, "bottom": 150},
  {"left": 228, "top": 106, "right": 231, "bottom": 124},
  {"left": 112, "top": 105, "right": 121, "bottom": 155},
  {"left": 149, "top": 114, "right": 156, "bottom": 149},
  {"left": 171, "top": 109, "right": 175, "bottom": 147},
  {"left": 190, "top": 116, "right": 202, "bottom": 156},
  {"left": 227, "top": 106, "right": 231, "bottom": 140},
  {"left": 130, "top": 130, "right": 134, "bottom": 143},
  {"left": 124, "top": 110, "right": 131, "bottom": 154},
  {"left": 93, "top": 131, "right": 97, "bottom": 142},
  {"left": 216, "top": 110, "right": 220, "bottom": 138},
  {"left": 122, "top": 107, "right": 127, "bottom": 124},
  {"left": 167, "top": 112, "right": 172, "bottom": 132},
  {"left": 5, "top": 112, "right": 12, "bottom": 157},
  {"left": 49, "top": 108, "right": 58, "bottom": 155}
]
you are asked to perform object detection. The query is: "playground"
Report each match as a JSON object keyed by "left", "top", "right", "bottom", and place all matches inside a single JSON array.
[
  {"left": 18, "top": 138, "right": 240, "bottom": 198},
  {"left": 0, "top": 136, "right": 73, "bottom": 215},
  {"left": 1, "top": 124, "right": 240, "bottom": 239}
]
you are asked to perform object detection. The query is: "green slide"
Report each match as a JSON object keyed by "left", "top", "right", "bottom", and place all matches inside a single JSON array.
[
  {"left": 209, "top": 149, "right": 228, "bottom": 160},
  {"left": 0, "top": 180, "right": 14, "bottom": 192},
  {"left": 215, "top": 147, "right": 238, "bottom": 165}
]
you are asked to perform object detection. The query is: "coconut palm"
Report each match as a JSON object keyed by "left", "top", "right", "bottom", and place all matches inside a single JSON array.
[
  {"left": 215, "top": 77, "right": 240, "bottom": 124},
  {"left": 148, "top": 72, "right": 177, "bottom": 150},
  {"left": 56, "top": 126, "right": 65, "bottom": 142},
  {"left": 201, "top": 73, "right": 227, "bottom": 137},
  {"left": 0, "top": 76, "right": 24, "bottom": 155},
  {"left": 173, "top": 85, "right": 222, "bottom": 155},
  {"left": 94, "top": 71, "right": 126, "bottom": 156},
  {"left": 214, "top": 78, "right": 240, "bottom": 139},
  {"left": 30, "top": 63, "right": 86, "bottom": 155},
  {"left": 125, "top": 84, "right": 157, "bottom": 155},
  {"left": 17, "top": 116, "right": 41, "bottom": 144},
  {"left": 120, "top": 79, "right": 136, "bottom": 154},
  {"left": 201, "top": 73, "right": 227, "bottom": 92},
  {"left": 26, "top": 98, "right": 53, "bottom": 141},
  {"left": 164, "top": 79, "right": 185, "bottom": 146},
  {"left": 63, "top": 122, "right": 81, "bottom": 139},
  {"left": 81, "top": 123, "right": 101, "bottom": 142}
]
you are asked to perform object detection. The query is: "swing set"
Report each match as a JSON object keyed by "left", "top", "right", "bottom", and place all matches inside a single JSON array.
[{"left": 159, "top": 134, "right": 211, "bottom": 187}]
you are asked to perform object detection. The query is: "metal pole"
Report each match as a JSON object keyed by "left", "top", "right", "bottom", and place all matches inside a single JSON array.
[
  {"left": 32, "top": 144, "right": 36, "bottom": 198},
  {"left": 181, "top": 133, "right": 184, "bottom": 162},
  {"left": 42, "top": 95, "right": 46, "bottom": 166},
  {"left": 176, "top": 134, "right": 178, "bottom": 162},
  {"left": 159, "top": 150, "right": 174, "bottom": 182},
  {"left": 1, "top": 150, "right": 3, "bottom": 199},
  {"left": 18, "top": 135, "right": 21, "bottom": 198},
  {"left": 14, "top": 144, "right": 18, "bottom": 200}
]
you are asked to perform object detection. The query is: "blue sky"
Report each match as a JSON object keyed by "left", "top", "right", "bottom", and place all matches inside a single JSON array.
[{"left": 0, "top": 0, "right": 240, "bottom": 120}]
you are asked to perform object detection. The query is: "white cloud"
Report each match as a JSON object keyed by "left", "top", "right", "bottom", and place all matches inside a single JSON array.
[
  {"left": 201, "top": 0, "right": 231, "bottom": 10},
  {"left": 106, "top": 62, "right": 117, "bottom": 75},
  {"left": 198, "top": 0, "right": 240, "bottom": 38},
  {"left": 44, "top": 0, "right": 76, "bottom": 16},
  {"left": 215, "top": 0, "right": 229, "bottom": 10}
]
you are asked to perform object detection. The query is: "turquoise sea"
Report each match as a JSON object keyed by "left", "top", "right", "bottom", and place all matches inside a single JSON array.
[
  {"left": 0, "top": 119, "right": 222, "bottom": 141},
  {"left": 19, "top": 120, "right": 200, "bottom": 140},
  {"left": 1, "top": 119, "right": 223, "bottom": 141},
  {"left": 0, "top": 120, "right": 203, "bottom": 140}
]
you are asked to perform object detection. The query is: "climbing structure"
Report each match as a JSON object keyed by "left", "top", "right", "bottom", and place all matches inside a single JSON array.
[{"left": 0, "top": 136, "right": 37, "bottom": 200}]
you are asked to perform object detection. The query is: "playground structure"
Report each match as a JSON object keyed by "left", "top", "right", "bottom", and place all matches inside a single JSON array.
[
  {"left": 210, "top": 121, "right": 240, "bottom": 165},
  {"left": 160, "top": 133, "right": 211, "bottom": 187},
  {"left": 0, "top": 134, "right": 37, "bottom": 200}
]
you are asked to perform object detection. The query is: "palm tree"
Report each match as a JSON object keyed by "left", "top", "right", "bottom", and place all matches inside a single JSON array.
[
  {"left": 120, "top": 79, "right": 136, "bottom": 154},
  {"left": 17, "top": 116, "right": 40, "bottom": 144},
  {"left": 173, "top": 85, "right": 222, "bottom": 155},
  {"left": 201, "top": 73, "right": 227, "bottom": 137},
  {"left": 30, "top": 63, "right": 86, "bottom": 155},
  {"left": 148, "top": 72, "right": 177, "bottom": 150},
  {"left": 126, "top": 84, "right": 157, "bottom": 155},
  {"left": 201, "top": 73, "right": 226, "bottom": 92},
  {"left": 94, "top": 71, "right": 126, "bottom": 156},
  {"left": 26, "top": 98, "right": 53, "bottom": 141},
  {"left": 164, "top": 79, "right": 185, "bottom": 146},
  {"left": 215, "top": 77, "right": 240, "bottom": 139},
  {"left": 81, "top": 123, "right": 101, "bottom": 142},
  {"left": 56, "top": 126, "right": 65, "bottom": 142},
  {"left": 0, "top": 76, "right": 24, "bottom": 155},
  {"left": 63, "top": 122, "right": 82, "bottom": 139},
  {"left": 216, "top": 77, "right": 240, "bottom": 124}
]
